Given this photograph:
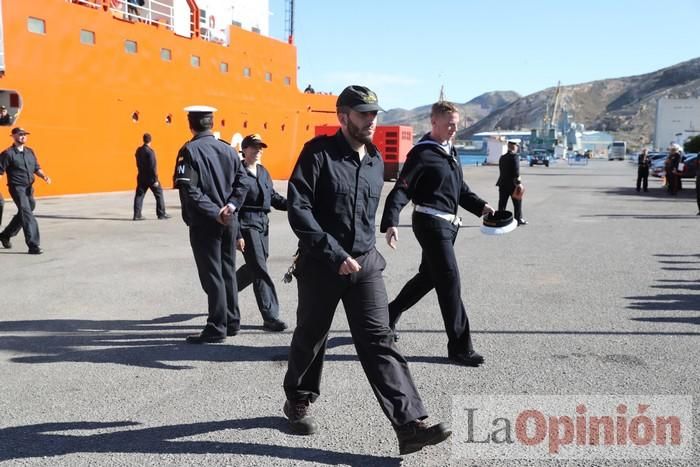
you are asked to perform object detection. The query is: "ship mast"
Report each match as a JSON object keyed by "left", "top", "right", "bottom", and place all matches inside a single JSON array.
[{"left": 285, "top": 0, "right": 295, "bottom": 44}]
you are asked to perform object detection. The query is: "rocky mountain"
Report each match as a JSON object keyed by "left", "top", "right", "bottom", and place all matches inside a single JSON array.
[
  {"left": 379, "top": 91, "right": 520, "bottom": 137},
  {"left": 455, "top": 57, "right": 700, "bottom": 147}
]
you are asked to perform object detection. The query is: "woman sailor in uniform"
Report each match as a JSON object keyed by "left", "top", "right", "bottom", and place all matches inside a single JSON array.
[{"left": 234, "top": 134, "right": 288, "bottom": 331}]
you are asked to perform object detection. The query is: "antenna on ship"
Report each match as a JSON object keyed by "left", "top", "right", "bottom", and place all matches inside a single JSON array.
[
  {"left": 285, "top": 0, "right": 295, "bottom": 44},
  {"left": 439, "top": 84, "right": 446, "bottom": 102}
]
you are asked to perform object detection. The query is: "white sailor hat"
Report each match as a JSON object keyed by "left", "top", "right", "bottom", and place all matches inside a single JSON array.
[
  {"left": 480, "top": 210, "right": 517, "bottom": 236},
  {"left": 184, "top": 105, "right": 217, "bottom": 114}
]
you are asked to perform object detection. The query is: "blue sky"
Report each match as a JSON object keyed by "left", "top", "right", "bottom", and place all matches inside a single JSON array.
[{"left": 269, "top": 0, "right": 699, "bottom": 110}]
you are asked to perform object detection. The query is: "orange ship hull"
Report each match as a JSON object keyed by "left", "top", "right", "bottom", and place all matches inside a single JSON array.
[{"left": 0, "top": 0, "right": 337, "bottom": 198}]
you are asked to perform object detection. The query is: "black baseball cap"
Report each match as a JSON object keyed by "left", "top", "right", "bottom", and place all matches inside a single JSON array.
[
  {"left": 11, "top": 127, "right": 29, "bottom": 136},
  {"left": 336, "top": 85, "right": 384, "bottom": 112},
  {"left": 241, "top": 133, "right": 268, "bottom": 149}
]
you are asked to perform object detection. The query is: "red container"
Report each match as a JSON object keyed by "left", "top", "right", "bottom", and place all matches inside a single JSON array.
[{"left": 314, "top": 125, "right": 413, "bottom": 180}]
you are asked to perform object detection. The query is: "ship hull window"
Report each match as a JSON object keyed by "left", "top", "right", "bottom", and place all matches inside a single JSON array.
[
  {"left": 125, "top": 40, "right": 138, "bottom": 54},
  {"left": 28, "top": 17, "right": 46, "bottom": 35},
  {"left": 161, "top": 48, "right": 172, "bottom": 61},
  {"left": 80, "top": 30, "right": 95, "bottom": 45}
]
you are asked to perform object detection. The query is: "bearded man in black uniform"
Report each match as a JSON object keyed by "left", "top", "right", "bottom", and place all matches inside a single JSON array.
[
  {"left": 173, "top": 106, "right": 250, "bottom": 343},
  {"left": 282, "top": 85, "right": 451, "bottom": 456},
  {"left": 381, "top": 101, "right": 494, "bottom": 367}
]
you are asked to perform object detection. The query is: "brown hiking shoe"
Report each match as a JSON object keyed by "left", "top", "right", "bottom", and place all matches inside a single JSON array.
[
  {"left": 283, "top": 399, "right": 318, "bottom": 435},
  {"left": 395, "top": 419, "right": 451, "bottom": 455}
]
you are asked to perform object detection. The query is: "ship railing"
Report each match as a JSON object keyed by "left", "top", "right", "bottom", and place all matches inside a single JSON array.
[
  {"left": 107, "top": 0, "right": 175, "bottom": 31},
  {"left": 69, "top": 1, "right": 175, "bottom": 31}
]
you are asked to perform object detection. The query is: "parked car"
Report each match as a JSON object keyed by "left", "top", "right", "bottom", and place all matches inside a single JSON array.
[
  {"left": 649, "top": 153, "right": 697, "bottom": 178},
  {"left": 679, "top": 153, "right": 698, "bottom": 179},
  {"left": 529, "top": 151, "right": 550, "bottom": 167}
]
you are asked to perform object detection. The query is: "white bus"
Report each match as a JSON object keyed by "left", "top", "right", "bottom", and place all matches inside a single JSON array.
[{"left": 608, "top": 141, "right": 626, "bottom": 160}]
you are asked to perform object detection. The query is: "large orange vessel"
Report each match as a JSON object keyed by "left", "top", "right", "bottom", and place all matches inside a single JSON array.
[{"left": 0, "top": 0, "right": 337, "bottom": 198}]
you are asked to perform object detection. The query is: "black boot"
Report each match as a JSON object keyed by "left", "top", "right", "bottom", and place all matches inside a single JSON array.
[
  {"left": 284, "top": 399, "right": 318, "bottom": 435},
  {"left": 395, "top": 419, "right": 451, "bottom": 455}
]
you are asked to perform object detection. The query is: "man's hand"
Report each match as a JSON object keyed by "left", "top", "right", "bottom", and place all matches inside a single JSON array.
[
  {"left": 338, "top": 256, "right": 362, "bottom": 275},
  {"left": 43, "top": 175, "right": 51, "bottom": 185},
  {"left": 385, "top": 227, "right": 399, "bottom": 249},
  {"left": 217, "top": 204, "right": 235, "bottom": 225},
  {"left": 482, "top": 203, "right": 495, "bottom": 216},
  {"left": 236, "top": 238, "right": 245, "bottom": 252},
  {"left": 512, "top": 184, "right": 525, "bottom": 200}
]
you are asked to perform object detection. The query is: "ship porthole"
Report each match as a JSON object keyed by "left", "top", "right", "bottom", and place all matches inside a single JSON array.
[
  {"left": 132, "top": 111, "right": 140, "bottom": 122},
  {"left": 281, "top": 123, "right": 285, "bottom": 131},
  {"left": 221, "top": 119, "right": 226, "bottom": 127},
  {"left": 243, "top": 120, "right": 248, "bottom": 129},
  {"left": 165, "top": 114, "right": 172, "bottom": 125},
  {"left": 263, "top": 122, "right": 268, "bottom": 129}
]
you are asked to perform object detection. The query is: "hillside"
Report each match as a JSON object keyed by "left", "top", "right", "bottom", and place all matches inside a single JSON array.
[
  {"left": 379, "top": 91, "right": 520, "bottom": 137},
  {"left": 455, "top": 57, "right": 700, "bottom": 147}
]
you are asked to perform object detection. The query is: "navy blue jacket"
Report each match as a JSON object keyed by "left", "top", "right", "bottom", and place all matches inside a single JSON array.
[
  {"left": 380, "top": 133, "right": 486, "bottom": 231},
  {"left": 0, "top": 145, "right": 42, "bottom": 187},
  {"left": 238, "top": 163, "right": 287, "bottom": 231},
  {"left": 173, "top": 131, "right": 250, "bottom": 227}
]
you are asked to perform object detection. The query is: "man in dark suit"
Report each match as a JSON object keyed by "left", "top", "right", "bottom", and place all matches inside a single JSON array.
[
  {"left": 133, "top": 133, "right": 169, "bottom": 220},
  {"left": 496, "top": 141, "right": 526, "bottom": 225}
]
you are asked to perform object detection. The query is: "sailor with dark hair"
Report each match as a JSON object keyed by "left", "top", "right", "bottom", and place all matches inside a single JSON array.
[
  {"left": 173, "top": 105, "right": 250, "bottom": 343},
  {"left": 380, "top": 101, "right": 495, "bottom": 367},
  {"left": 283, "top": 85, "right": 451, "bottom": 456},
  {"left": 0, "top": 127, "right": 51, "bottom": 254},
  {"left": 133, "top": 132, "right": 169, "bottom": 220},
  {"left": 234, "top": 133, "right": 288, "bottom": 332}
]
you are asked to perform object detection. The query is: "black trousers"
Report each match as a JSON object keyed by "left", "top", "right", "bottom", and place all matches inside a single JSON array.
[
  {"left": 0, "top": 193, "right": 4, "bottom": 226},
  {"left": 388, "top": 212, "right": 474, "bottom": 356},
  {"left": 235, "top": 218, "right": 280, "bottom": 322},
  {"left": 1, "top": 185, "right": 40, "bottom": 248},
  {"left": 133, "top": 180, "right": 166, "bottom": 218},
  {"left": 284, "top": 247, "right": 427, "bottom": 427},
  {"left": 189, "top": 221, "right": 239, "bottom": 337},
  {"left": 498, "top": 187, "right": 522, "bottom": 220},
  {"left": 637, "top": 168, "right": 649, "bottom": 191}
]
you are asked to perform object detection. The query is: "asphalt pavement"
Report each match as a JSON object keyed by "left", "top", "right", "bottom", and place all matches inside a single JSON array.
[{"left": 0, "top": 159, "right": 697, "bottom": 466}]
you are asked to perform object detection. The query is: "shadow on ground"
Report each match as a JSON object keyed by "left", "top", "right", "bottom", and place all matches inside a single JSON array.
[{"left": 0, "top": 418, "right": 400, "bottom": 465}]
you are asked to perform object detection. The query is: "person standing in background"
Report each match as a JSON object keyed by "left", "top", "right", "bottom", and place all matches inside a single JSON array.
[
  {"left": 496, "top": 140, "right": 526, "bottom": 224},
  {"left": 133, "top": 132, "right": 170, "bottom": 221},
  {"left": 636, "top": 149, "right": 650, "bottom": 192}
]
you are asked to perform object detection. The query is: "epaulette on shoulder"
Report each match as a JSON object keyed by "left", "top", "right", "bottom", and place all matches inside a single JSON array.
[{"left": 217, "top": 138, "right": 232, "bottom": 146}]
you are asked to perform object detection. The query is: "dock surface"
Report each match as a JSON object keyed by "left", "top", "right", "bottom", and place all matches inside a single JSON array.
[{"left": 1, "top": 160, "right": 698, "bottom": 466}]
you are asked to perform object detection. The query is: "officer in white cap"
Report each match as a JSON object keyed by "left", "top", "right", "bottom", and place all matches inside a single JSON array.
[{"left": 174, "top": 105, "right": 251, "bottom": 343}]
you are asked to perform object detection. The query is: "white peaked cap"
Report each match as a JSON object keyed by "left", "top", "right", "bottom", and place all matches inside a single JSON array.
[{"left": 184, "top": 105, "right": 217, "bottom": 113}]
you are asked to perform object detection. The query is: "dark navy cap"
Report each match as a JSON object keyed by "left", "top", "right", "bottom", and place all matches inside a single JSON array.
[
  {"left": 336, "top": 85, "right": 384, "bottom": 112},
  {"left": 11, "top": 127, "right": 29, "bottom": 136}
]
